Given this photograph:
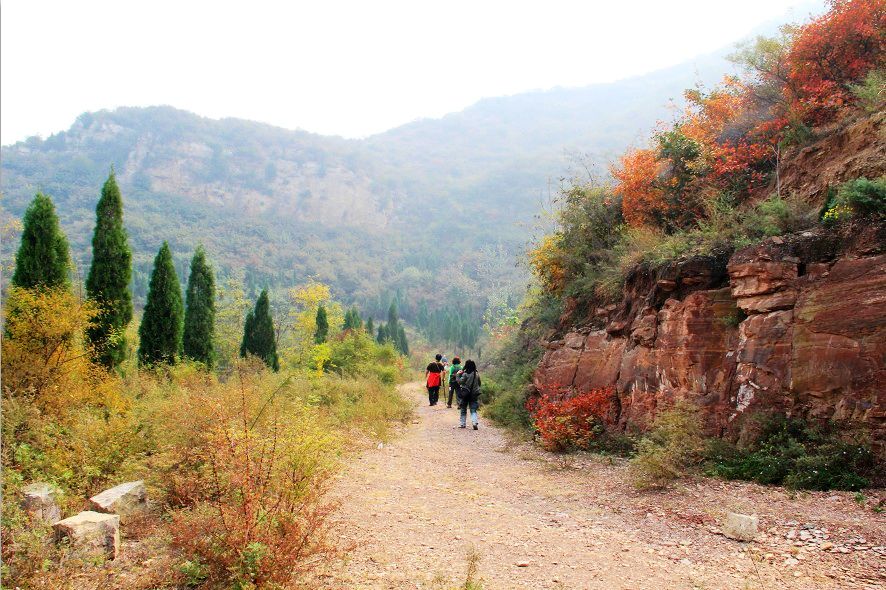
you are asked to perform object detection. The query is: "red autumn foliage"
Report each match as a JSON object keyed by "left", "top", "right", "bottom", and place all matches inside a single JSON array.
[
  {"left": 786, "top": 0, "right": 886, "bottom": 125},
  {"left": 527, "top": 386, "right": 617, "bottom": 451},
  {"left": 612, "top": 0, "right": 884, "bottom": 231}
]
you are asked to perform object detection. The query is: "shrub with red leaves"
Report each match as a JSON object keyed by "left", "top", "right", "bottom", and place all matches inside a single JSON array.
[{"left": 527, "top": 386, "right": 617, "bottom": 451}]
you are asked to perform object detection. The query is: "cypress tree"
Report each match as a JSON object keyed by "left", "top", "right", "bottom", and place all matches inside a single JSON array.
[
  {"left": 240, "top": 311, "right": 255, "bottom": 357},
  {"left": 138, "top": 242, "right": 183, "bottom": 366},
  {"left": 12, "top": 193, "right": 71, "bottom": 290},
  {"left": 387, "top": 301, "right": 399, "bottom": 331},
  {"left": 397, "top": 324, "right": 409, "bottom": 356},
  {"left": 376, "top": 323, "right": 386, "bottom": 344},
  {"left": 365, "top": 317, "right": 374, "bottom": 336},
  {"left": 351, "top": 306, "right": 363, "bottom": 330},
  {"left": 314, "top": 305, "right": 329, "bottom": 344},
  {"left": 183, "top": 245, "right": 216, "bottom": 368},
  {"left": 86, "top": 172, "right": 133, "bottom": 368},
  {"left": 240, "top": 289, "right": 279, "bottom": 371},
  {"left": 343, "top": 308, "right": 355, "bottom": 330}
]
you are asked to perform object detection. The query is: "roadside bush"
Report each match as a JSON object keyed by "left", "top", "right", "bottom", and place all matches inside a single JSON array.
[
  {"left": 162, "top": 362, "right": 341, "bottom": 588},
  {"left": 822, "top": 177, "right": 886, "bottom": 224},
  {"left": 326, "top": 331, "right": 402, "bottom": 384},
  {"left": 528, "top": 387, "right": 617, "bottom": 452},
  {"left": 482, "top": 378, "right": 532, "bottom": 432},
  {"left": 706, "top": 415, "right": 875, "bottom": 490},
  {"left": 630, "top": 402, "right": 706, "bottom": 489}
]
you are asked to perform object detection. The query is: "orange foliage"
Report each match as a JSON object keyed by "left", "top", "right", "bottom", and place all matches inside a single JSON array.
[
  {"left": 609, "top": 0, "right": 883, "bottom": 232},
  {"left": 612, "top": 148, "right": 665, "bottom": 228}
]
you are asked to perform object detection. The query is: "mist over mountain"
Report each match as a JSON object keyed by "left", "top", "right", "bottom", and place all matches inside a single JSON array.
[{"left": 1, "top": 46, "right": 732, "bottom": 318}]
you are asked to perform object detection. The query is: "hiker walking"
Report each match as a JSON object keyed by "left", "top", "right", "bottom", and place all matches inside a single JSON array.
[
  {"left": 425, "top": 353, "right": 444, "bottom": 406},
  {"left": 446, "top": 356, "right": 462, "bottom": 408},
  {"left": 456, "top": 359, "right": 481, "bottom": 429}
]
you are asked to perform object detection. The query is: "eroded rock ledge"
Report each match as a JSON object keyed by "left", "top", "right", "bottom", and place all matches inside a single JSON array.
[{"left": 532, "top": 223, "right": 886, "bottom": 453}]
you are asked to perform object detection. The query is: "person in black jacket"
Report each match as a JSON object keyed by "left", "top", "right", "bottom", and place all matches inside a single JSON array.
[{"left": 456, "top": 359, "right": 481, "bottom": 430}]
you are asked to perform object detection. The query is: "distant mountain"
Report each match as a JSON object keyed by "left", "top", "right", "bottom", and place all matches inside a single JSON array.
[{"left": 1, "top": 47, "right": 733, "bottom": 319}]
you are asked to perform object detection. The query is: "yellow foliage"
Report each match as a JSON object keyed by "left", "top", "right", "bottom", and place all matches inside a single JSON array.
[
  {"left": 285, "top": 281, "right": 344, "bottom": 365},
  {"left": 1, "top": 287, "right": 138, "bottom": 498},
  {"left": 528, "top": 234, "right": 567, "bottom": 294},
  {"left": 1, "top": 287, "right": 124, "bottom": 418}
]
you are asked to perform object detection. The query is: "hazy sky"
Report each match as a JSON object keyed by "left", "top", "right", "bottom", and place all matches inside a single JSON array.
[{"left": 1, "top": 0, "right": 822, "bottom": 146}]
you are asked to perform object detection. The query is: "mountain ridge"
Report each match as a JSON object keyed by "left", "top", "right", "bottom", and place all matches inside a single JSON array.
[{"left": 1, "top": 44, "right": 737, "bottom": 318}]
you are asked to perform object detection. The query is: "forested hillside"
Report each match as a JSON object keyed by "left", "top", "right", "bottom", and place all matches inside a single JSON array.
[{"left": 0, "top": 47, "right": 731, "bottom": 330}]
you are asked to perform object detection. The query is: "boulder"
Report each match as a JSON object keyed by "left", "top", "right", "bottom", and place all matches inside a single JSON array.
[
  {"left": 53, "top": 511, "right": 120, "bottom": 559},
  {"left": 22, "top": 482, "right": 61, "bottom": 522},
  {"left": 89, "top": 480, "right": 147, "bottom": 518},
  {"left": 722, "top": 512, "right": 758, "bottom": 542}
]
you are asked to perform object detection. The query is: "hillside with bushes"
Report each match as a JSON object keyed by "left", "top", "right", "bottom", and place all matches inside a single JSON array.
[{"left": 486, "top": 0, "right": 885, "bottom": 488}]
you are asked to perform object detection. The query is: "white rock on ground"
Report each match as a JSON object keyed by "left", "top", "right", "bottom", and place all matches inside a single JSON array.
[
  {"left": 22, "top": 482, "right": 61, "bottom": 522},
  {"left": 88, "top": 480, "right": 147, "bottom": 518},
  {"left": 723, "top": 512, "right": 759, "bottom": 541},
  {"left": 53, "top": 511, "right": 120, "bottom": 559}
]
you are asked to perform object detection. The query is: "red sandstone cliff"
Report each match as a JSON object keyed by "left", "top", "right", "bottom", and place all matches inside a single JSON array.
[{"left": 532, "top": 222, "right": 886, "bottom": 452}]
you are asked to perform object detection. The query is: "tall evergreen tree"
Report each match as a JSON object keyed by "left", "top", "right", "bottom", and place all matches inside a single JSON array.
[
  {"left": 240, "top": 289, "right": 279, "bottom": 371},
  {"left": 365, "top": 317, "right": 374, "bottom": 336},
  {"left": 397, "top": 324, "right": 409, "bottom": 356},
  {"left": 86, "top": 172, "right": 133, "bottom": 368},
  {"left": 12, "top": 193, "right": 71, "bottom": 290},
  {"left": 240, "top": 311, "right": 255, "bottom": 357},
  {"left": 138, "top": 242, "right": 184, "bottom": 366},
  {"left": 183, "top": 245, "right": 216, "bottom": 368},
  {"left": 387, "top": 301, "right": 399, "bottom": 331},
  {"left": 314, "top": 305, "right": 329, "bottom": 344},
  {"left": 376, "top": 323, "right": 387, "bottom": 344},
  {"left": 343, "top": 306, "right": 363, "bottom": 331}
]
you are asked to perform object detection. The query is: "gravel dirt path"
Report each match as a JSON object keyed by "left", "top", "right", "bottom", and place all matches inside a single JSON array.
[{"left": 317, "top": 382, "right": 885, "bottom": 590}]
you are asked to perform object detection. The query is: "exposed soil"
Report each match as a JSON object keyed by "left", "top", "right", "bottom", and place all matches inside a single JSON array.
[{"left": 316, "top": 382, "right": 886, "bottom": 590}]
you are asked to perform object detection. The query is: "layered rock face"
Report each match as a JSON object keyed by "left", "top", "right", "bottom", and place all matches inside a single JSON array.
[{"left": 533, "top": 225, "right": 886, "bottom": 452}]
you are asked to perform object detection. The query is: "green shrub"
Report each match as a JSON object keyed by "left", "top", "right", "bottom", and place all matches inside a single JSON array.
[
  {"left": 483, "top": 378, "right": 532, "bottom": 432},
  {"left": 629, "top": 402, "right": 706, "bottom": 489},
  {"left": 822, "top": 177, "right": 886, "bottom": 223},
  {"left": 706, "top": 415, "right": 875, "bottom": 491},
  {"left": 850, "top": 69, "right": 886, "bottom": 113}
]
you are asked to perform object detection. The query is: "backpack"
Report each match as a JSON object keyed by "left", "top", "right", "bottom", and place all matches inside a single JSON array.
[
  {"left": 459, "top": 372, "right": 480, "bottom": 399},
  {"left": 449, "top": 366, "right": 461, "bottom": 386}
]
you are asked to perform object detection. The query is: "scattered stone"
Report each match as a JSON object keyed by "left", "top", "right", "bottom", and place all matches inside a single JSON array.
[
  {"left": 516, "top": 561, "right": 530, "bottom": 567},
  {"left": 820, "top": 542, "right": 834, "bottom": 551},
  {"left": 783, "top": 557, "right": 799, "bottom": 567},
  {"left": 88, "top": 481, "right": 147, "bottom": 519},
  {"left": 53, "top": 511, "right": 120, "bottom": 559},
  {"left": 723, "top": 512, "right": 758, "bottom": 542},
  {"left": 377, "top": 442, "right": 384, "bottom": 450},
  {"left": 22, "top": 482, "right": 61, "bottom": 522}
]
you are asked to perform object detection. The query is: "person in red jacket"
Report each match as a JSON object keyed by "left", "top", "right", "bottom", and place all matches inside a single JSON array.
[{"left": 425, "top": 353, "right": 444, "bottom": 406}]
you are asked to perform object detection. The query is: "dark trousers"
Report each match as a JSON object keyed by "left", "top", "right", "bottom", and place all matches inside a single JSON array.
[
  {"left": 447, "top": 383, "right": 458, "bottom": 406},
  {"left": 427, "top": 386, "right": 440, "bottom": 405}
]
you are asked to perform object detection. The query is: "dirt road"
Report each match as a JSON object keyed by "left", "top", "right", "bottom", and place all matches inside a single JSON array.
[{"left": 318, "top": 383, "right": 885, "bottom": 589}]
